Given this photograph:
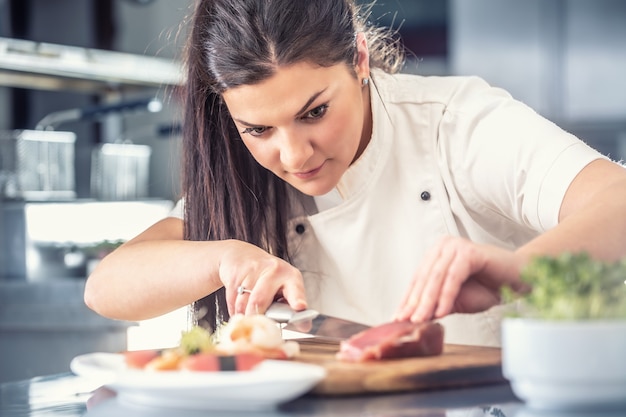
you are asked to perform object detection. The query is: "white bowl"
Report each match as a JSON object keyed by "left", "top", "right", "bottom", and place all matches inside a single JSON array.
[{"left": 502, "top": 318, "right": 626, "bottom": 411}]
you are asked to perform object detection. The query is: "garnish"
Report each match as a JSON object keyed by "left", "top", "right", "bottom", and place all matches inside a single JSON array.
[
  {"left": 502, "top": 252, "right": 626, "bottom": 320},
  {"left": 123, "top": 315, "right": 299, "bottom": 372},
  {"left": 178, "top": 325, "right": 216, "bottom": 355}
]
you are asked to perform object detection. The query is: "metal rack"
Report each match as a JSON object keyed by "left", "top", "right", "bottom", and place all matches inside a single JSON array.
[{"left": 0, "top": 37, "right": 182, "bottom": 93}]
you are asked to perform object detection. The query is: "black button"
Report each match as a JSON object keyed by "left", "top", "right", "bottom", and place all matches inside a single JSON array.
[
  {"left": 420, "top": 191, "right": 431, "bottom": 201},
  {"left": 295, "top": 224, "right": 306, "bottom": 234}
]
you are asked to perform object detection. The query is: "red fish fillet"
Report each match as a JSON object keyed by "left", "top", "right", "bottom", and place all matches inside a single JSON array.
[{"left": 336, "top": 321, "right": 444, "bottom": 362}]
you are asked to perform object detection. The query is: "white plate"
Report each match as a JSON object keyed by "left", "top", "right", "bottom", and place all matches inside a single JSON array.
[{"left": 70, "top": 352, "right": 326, "bottom": 411}]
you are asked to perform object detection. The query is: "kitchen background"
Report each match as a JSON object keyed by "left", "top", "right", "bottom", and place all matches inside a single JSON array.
[{"left": 0, "top": 0, "right": 624, "bottom": 383}]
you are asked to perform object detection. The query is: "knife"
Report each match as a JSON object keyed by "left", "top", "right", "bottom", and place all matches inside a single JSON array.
[{"left": 265, "top": 302, "right": 370, "bottom": 342}]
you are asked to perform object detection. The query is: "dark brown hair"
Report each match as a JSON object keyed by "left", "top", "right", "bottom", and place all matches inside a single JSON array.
[{"left": 181, "top": 0, "right": 404, "bottom": 332}]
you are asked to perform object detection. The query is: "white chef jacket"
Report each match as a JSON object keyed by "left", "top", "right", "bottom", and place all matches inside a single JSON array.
[
  {"left": 171, "top": 70, "right": 605, "bottom": 346},
  {"left": 282, "top": 70, "right": 604, "bottom": 346}
]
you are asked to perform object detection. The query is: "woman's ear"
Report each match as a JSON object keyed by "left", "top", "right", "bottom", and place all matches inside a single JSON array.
[{"left": 355, "top": 32, "right": 370, "bottom": 82}]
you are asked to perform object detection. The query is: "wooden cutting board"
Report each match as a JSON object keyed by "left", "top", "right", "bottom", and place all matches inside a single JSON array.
[{"left": 293, "top": 339, "right": 505, "bottom": 395}]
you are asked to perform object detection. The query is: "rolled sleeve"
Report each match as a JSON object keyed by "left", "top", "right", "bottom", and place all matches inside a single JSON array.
[{"left": 535, "top": 142, "right": 606, "bottom": 230}]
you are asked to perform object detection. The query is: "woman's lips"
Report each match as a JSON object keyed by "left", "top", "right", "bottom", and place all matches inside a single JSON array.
[{"left": 293, "top": 162, "right": 325, "bottom": 180}]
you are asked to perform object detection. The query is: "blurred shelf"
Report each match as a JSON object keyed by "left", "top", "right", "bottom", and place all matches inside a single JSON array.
[{"left": 0, "top": 37, "right": 183, "bottom": 94}]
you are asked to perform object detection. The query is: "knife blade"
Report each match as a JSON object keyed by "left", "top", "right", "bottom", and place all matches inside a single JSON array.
[{"left": 265, "top": 302, "right": 370, "bottom": 342}]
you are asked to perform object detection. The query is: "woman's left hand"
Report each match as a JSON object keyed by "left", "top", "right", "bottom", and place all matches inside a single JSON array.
[{"left": 394, "top": 236, "right": 525, "bottom": 323}]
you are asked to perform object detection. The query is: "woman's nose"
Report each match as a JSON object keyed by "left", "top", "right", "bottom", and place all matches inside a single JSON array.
[{"left": 279, "top": 132, "right": 313, "bottom": 170}]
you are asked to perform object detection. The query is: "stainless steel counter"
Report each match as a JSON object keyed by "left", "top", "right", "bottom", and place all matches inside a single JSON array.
[
  {"left": 2, "top": 372, "right": 625, "bottom": 417},
  {"left": 0, "top": 372, "right": 520, "bottom": 417}
]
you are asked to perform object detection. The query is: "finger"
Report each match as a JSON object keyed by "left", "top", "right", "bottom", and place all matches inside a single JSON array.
[
  {"left": 244, "top": 283, "right": 289, "bottom": 316},
  {"left": 244, "top": 259, "right": 305, "bottom": 316},
  {"left": 234, "top": 291, "right": 251, "bottom": 315},
  {"left": 243, "top": 282, "right": 277, "bottom": 316},
  {"left": 234, "top": 277, "right": 255, "bottom": 315},
  {"left": 392, "top": 239, "right": 450, "bottom": 321},
  {"left": 223, "top": 272, "right": 242, "bottom": 316},
  {"left": 226, "top": 284, "right": 239, "bottom": 317},
  {"left": 243, "top": 264, "right": 281, "bottom": 316},
  {"left": 394, "top": 243, "right": 446, "bottom": 321},
  {"left": 279, "top": 275, "right": 308, "bottom": 312},
  {"left": 410, "top": 245, "right": 457, "bottom": 322},
  {"left": 433, "top": 252, "right": 469, "bottom": 318},
  {"left": 394, "top": 268, "right": 428, "bottom": 321},
  {"left": 395, "top": 266, "right": 423, "bottom": 318}
]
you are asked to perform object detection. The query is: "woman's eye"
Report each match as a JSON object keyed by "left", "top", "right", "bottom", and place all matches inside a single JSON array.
[
  {"left": 242, "top": 126, "right": 268, "bottom": 137},
  {"left": 304, "top": 104, "right": 328, "bottom": 120}
]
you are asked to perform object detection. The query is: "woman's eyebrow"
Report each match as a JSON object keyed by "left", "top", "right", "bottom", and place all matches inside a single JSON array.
[
  {"left": 294, "top": 89, "right": 327, "bottom": 117},
  {"left": 233, "top": 88, "right": 328, "bottom": 127},
  {"left": 233, "top": 118, "right": 259, "bottom": 128}
]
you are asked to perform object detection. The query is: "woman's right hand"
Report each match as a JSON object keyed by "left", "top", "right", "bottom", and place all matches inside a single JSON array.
[
  {"left": 85, "top": 218, "right": 307, "bottom": 322},
  {"left": 218, "top": 240, "right": 308, "bottom": 317}
]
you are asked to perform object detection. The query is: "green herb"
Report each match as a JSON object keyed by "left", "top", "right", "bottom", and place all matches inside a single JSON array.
[
  {"left": 178, "top": 326, "right": 215, "bottom": 355},
  {"left": 502, "top": 252, "right": 626, "bottom": 320}
]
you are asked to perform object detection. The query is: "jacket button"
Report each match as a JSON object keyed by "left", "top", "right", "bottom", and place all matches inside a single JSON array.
[
  {"left": 420, "top": 191, "right": 431, "bottom": 201},
  {"left": 295, "top": 224, "right": 306, "bottom": 234}
]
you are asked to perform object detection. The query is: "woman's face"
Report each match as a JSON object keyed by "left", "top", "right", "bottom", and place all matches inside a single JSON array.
[{"left": 222, "top": 61, "right": 371, "bottom": 196}]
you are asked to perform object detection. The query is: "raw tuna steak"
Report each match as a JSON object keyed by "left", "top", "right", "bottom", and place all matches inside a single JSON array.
[{"left": 337, "top": 320, "right": 444, "bottom": 362}]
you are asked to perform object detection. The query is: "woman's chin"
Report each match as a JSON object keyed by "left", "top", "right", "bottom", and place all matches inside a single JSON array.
[{"left": 285, "top": 176, "right": 338, "bottom": 197}]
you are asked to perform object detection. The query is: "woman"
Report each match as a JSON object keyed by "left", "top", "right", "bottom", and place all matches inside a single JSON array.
[{"left": 84, "top": 0, "right": 626, "bottom": 346}]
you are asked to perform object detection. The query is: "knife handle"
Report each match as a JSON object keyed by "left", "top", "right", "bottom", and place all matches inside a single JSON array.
[{"left": 265, "top": 302, "right": 319, "bottom": 324}]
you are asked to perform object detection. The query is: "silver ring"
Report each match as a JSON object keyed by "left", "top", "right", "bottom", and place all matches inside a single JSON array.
[{"left": 237, "top": 285, "right": 252, "bottom": 295}]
